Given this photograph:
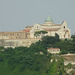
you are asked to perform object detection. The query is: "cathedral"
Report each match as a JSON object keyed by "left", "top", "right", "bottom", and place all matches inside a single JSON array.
[
  {"left": 0, "top": 16, "right": 71, "bottom": 40},
  {"left": 0, "top": 16, "right": 71, "bottom": 47},
  {"left": 24, "top": 15, "right": 71, "bottom": 39}
]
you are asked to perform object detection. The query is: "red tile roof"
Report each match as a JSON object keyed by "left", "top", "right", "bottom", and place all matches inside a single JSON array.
[
  {"left": 23, "top": 29, "right": 31, "bottom": 32},
  {"left": 0, "top": 31, "right": 24, "bottom": 33},
  {"left": 51, "top": 24, "right": 62, "bottom": 26},
  {"left": 43, "top": 28, "right": 60, "bottom": 31},
  {"left": 25, "top": 26, "right": 33, "bottom": 28},
  {"left": 48, "top": 48, "right": 60, "bottom": 50},
  {"left": 41, "top": 25, "right": 48, "bottom": 26},
  {"left": 0, "top": 29, "right": 31, "bottom": 33}
]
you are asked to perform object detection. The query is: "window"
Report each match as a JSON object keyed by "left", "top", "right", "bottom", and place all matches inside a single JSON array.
[
  {"left": 17, "top": 34, "right": 19, "bottom": 35},
  {"left": 57, "top": 50, "right": 59, "bottom": 51},
  {"left": 64, "top": 26, "right": 65, "bottom": 29},
  {"left": 37, "top": 26, "right": 38, "bottom": 28}
]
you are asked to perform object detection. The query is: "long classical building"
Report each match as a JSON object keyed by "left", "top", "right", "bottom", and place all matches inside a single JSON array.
[{"left": 0, "top": 16, "right": 71, "bottom": 47}]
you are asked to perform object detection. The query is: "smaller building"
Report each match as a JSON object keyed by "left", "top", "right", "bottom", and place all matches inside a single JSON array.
[{"left": 47, "top": 48, "right": 60, "bottom": 54}]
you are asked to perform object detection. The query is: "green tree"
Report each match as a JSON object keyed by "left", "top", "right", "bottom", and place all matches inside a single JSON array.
[
  {"left": 71, "top": 33, "right": 75, "bottom": 38},
  {"left": 34, "top": 30, "right": 47, "bottom": 38},
  {"left": 47, "top": 59, "right": 57, "bottom": 75}
]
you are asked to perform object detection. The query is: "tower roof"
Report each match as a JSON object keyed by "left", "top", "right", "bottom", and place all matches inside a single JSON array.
[{"left": 45, "top": 15, "right": 53, "bottom": 22}]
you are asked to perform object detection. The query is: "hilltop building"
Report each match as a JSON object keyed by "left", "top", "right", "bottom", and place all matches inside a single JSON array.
[
  {"left": 0, "top": 16, "right": 71, "bottom": 40},
  {"left": 0, "top": 16, "right": 71, "bottom": 47},
  {"left": 26, "top": 15, "right": 71, "bottom": 39}
]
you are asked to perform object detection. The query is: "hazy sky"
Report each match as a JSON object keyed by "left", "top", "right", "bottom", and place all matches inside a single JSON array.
[{"left": 0, "top": 0, "right": 75, "bottom": 34}]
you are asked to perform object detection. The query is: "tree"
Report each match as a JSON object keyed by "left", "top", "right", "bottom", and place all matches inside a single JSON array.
[
  {"left": 42, "top": 36, "right": 57, "bottom": 45},
  {"left": 34, "top": 30, "right": 47, "bottom": 38},
  {"left": 55, "top": 33, "right": 60, "bottom": 42},
  {"left": 71, "top": 33, "right": 75, "bottom": 38},
  {"left": 47, "top": 59, "right": 57, "bottom": 75}
]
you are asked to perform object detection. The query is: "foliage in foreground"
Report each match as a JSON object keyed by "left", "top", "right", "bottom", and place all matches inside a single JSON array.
[
  {"left": 0, "top": 47, "right": 66, "bottom": 75},
  {"left": 0, "top": 34, "right": 75, "bottom": 75}
]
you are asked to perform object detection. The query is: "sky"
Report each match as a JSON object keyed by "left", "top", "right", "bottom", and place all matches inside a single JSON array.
[{"left": 0, "top": 0, "right": 75, "bottom": 34}]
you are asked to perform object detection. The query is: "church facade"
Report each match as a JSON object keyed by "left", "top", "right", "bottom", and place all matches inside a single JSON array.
[
  {"left": 0, "top": 16, "right": 71, "bottom": 40},
  {"left": 24, "top": 16, "right": 71, "bottom": 39}
]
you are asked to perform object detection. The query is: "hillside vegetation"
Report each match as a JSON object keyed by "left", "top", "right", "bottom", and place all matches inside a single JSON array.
[{"left": 0, "top": 34, "right": 75, "bottom": 75}]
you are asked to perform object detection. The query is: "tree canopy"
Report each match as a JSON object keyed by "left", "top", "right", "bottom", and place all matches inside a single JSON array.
[
  {"left": 0, "top": 34, "right": 75, "bottom": 75},
  {"left": 34, "top": 30, "right": 47, "bottom": 37}
]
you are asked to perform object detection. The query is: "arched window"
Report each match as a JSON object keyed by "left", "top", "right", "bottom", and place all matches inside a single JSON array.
[{"left": 64, "top": 26, "right": 65, "bottom": 29}]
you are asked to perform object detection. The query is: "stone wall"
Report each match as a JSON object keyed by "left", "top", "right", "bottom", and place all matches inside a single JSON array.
[
  {"left": 61, "top": 54, "right": 75, "bottom": 65},
  {"left": 0, "top": 38, "right": 40, "bottom": 48}
]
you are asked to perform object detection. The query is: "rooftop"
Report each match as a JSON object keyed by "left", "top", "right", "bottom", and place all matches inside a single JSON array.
[{"left": 45, "top": 15, "right": 53, "bottom": 23}]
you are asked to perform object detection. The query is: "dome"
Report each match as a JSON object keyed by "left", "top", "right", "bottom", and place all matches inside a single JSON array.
[{"left": 45, "top": 15, "right": 53, "bottom": 22}]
